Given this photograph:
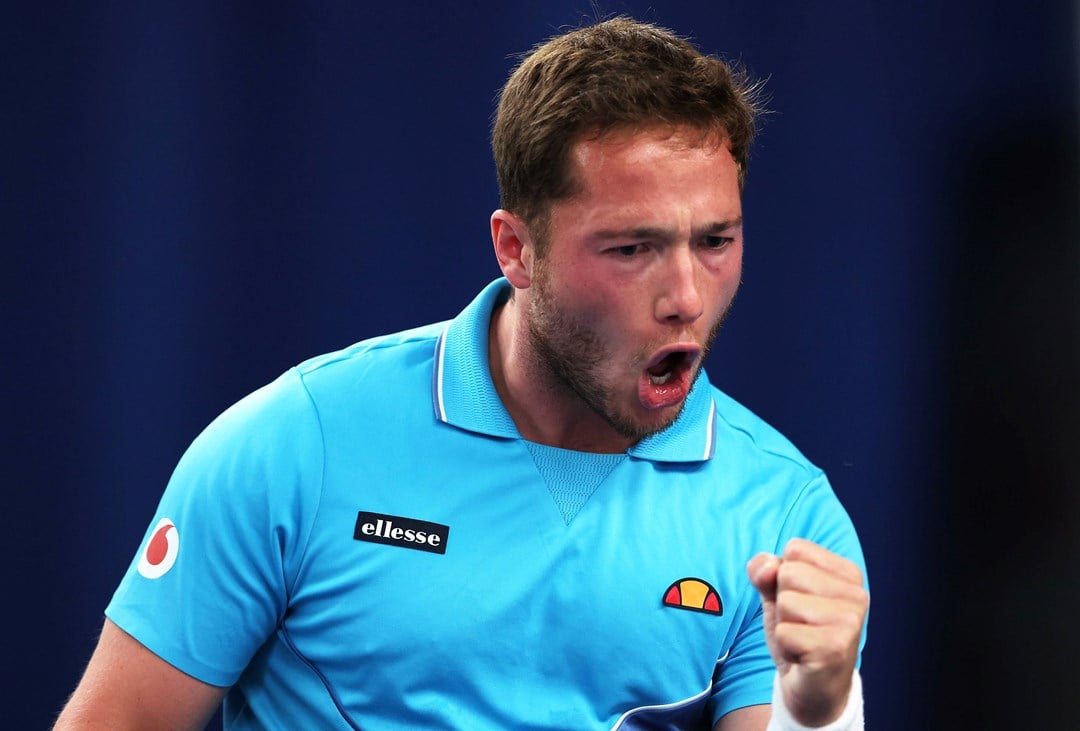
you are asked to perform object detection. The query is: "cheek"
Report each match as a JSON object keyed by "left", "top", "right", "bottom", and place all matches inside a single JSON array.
[
  {"left": 701, "top": 251, "right": 742, "bottom": 315},
  {"left": 574, "top": 288, "right": 624, "bottom": 330},
  {"left": 723, "top": 256, "right": 743, "bottom": 294},
  {"left": 703, "top": 249, "right": 741, "bottom": 285},
  {"left": 562, "top": 283, "right": 642, "bottom": 348},
  {"left": 549, "top": 264, "right": 625, "bottom": 321}
]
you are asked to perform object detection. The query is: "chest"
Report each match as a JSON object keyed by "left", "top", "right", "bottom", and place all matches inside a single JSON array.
[{"left": 283, "top": 430, "right": 757, "bottom": 726}]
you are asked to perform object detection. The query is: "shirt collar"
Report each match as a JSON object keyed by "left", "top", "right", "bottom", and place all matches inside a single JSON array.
[{"left": 432, "top": 279, "right": 716, "bottom": 463}]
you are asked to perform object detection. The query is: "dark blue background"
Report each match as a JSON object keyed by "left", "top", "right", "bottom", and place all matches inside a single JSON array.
[{"left": 6, "top": 2, "right": 1077, "bottom": 728}]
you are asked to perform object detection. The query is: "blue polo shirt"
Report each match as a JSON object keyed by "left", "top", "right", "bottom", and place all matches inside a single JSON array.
[{"left": 107, "top": 278, "right": 866, "bottom": 730}]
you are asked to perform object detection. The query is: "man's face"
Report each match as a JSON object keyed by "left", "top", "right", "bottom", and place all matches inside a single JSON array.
[{"left": 525, "top": 126, "right": 744, "bottom": 441}]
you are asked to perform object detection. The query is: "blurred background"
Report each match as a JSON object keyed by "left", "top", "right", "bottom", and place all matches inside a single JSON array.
[{"left": 4, "top": 1, "right": 1077, "bottom": 728}]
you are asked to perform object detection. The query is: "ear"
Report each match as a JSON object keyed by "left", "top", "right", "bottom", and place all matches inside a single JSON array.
[{"left": 490, "top": 209, "right": 535, "bottom": 289}]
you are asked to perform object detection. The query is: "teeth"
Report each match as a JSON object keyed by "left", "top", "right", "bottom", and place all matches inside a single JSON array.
[{"left": 648, "top": 352, "right": 682, "bottom": 385}]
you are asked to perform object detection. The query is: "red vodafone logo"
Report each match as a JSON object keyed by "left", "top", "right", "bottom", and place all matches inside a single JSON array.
[{"left": 137, "top": 518, "right": 179, "bottom": 579}]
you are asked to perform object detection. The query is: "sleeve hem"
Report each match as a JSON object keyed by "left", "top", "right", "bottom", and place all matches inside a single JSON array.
[{"left": 104, "top": 606, "right": 240, "bottom": 688}]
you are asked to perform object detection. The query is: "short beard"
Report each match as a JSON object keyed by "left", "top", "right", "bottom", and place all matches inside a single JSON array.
[{"left": 526, "top": 265, "right": 732, "bottom": 443}]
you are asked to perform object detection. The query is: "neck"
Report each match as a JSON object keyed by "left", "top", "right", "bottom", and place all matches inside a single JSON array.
[{"left": 488, "top": 294, "right": 632, "bottom": 453}]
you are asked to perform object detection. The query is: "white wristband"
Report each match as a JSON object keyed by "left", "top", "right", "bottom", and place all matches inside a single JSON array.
[{"left": 766, "top": 670, "right": 863, "bottom": 731}]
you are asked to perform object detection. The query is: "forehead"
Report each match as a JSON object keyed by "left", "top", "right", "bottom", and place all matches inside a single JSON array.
[
  {"left": 562, "top": 126, "right": 740, "bottom": 206},
  {"left": 568, "top": 126, "right": 736, "bottom": 187},
  {"left": 542, "top": 126, "right": 742, "bottom": 248}
]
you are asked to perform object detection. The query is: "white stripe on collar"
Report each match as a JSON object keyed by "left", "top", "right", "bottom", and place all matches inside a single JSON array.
[
  {"left": 703, "top": 397, "right": 717, "bottom": 460},
  {"left": 431, "top": 322, "right": 450, "bottom": 423}
]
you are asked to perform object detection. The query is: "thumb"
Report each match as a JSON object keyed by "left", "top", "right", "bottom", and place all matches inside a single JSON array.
[
  {"left": 747, "top": 552, "right": 780, "bottom": 605},
  {"left": 748, "top": 553, "right": 789, "bottom": 673}
]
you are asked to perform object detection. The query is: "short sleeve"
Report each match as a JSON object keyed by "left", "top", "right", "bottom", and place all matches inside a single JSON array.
[
  {"left": 105, "top": 368, "right": 325, "bottom": 687},
  {"left": 707, "top": 473, "right": 868, "bottom": 724}
]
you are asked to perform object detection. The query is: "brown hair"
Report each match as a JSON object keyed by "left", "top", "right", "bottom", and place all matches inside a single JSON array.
[{"left": 492, "top": 16, "right": 764, "bottom": 247}]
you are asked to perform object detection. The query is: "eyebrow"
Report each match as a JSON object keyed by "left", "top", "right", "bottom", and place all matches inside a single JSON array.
[{"left": 591, "top": 217, "right": 743, "bottom": 241}]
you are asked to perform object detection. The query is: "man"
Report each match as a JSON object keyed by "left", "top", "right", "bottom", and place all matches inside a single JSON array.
[{"left": 56, "top": 17, "right": 867, "bottom": 730}]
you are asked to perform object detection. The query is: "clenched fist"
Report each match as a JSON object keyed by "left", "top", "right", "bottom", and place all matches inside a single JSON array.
[{"left": 747, "top": 538, "right": 868, "bottom": 727}]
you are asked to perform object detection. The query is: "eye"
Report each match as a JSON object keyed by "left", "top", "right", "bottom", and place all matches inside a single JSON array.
[
  {"left": 609, "top": 244, "right": 644, "bottom": 257},
  {"left": 701, "top": 235, "right": 734, "bottom": 250}
]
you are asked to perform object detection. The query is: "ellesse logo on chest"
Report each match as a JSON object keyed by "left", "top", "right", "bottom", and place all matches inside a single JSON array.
[{"left": 353, "top": 511, "right": 450, "bottom": 554}]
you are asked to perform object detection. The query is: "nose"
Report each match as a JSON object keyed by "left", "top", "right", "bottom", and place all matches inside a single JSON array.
[{"left": 654, "top": 247, "right": 704, "bottom": 324}]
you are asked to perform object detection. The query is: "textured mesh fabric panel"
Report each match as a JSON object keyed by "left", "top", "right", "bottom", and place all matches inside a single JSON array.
[{"left": 525, "top": 442, "right": 626, "bottom": 524}]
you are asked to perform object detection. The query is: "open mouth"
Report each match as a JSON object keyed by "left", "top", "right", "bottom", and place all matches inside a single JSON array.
[
  {"left": 638, "top": 345, "right": 701, "bottom": 411},
  {"left": 646, "top": 350, "right": 688, "bottom": 385}
]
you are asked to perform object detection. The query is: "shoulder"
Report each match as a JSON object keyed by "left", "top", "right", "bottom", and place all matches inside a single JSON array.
[
  {"left": 176, "top": 319, "right": 449, "bottom": 476},
  {"left": 296, "top": 321, "right": 447, "bottom": 380},
  {"left": 707, "top": 385, "right": 822, "bottom": 483},
  {"left": 274, "top": 321, "right": 449, "bottom": 432},
  {"left": 702, "top": 385, "right": 862, "bottom": 562}
]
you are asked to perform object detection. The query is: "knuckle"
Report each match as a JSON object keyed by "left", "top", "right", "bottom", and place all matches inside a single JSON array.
[
  {"left": 851, "top": 585, "right": 870, "bottom": 608},
  {"left": 840, "top": 607, "right": 865, "bottom": 631},
  {"left": 776, "top": 558, "right": 807, "bottom": 589},
  {"left": 775, "top": 591, "right": 798, "bottom": 618},
  {"left": 782, "top": 537, "right": 811, "bottom": 559}
]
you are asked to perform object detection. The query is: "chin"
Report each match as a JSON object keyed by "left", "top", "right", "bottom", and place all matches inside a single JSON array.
[{"left": 607, "top": 404, "right": 684, "bottom": 442}]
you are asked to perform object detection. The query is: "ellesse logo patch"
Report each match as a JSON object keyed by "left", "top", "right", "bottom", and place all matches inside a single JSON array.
[
  {"left": 354, "top": 511, "right": 449, "bottom": 554},
  {"left": 662, "top": 577, "right": 723, "bottom": 615}
]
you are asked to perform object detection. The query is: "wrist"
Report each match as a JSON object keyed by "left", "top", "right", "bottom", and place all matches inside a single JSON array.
[{"left": 767, "top": 670, "right": 863, "bottom": 731}]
